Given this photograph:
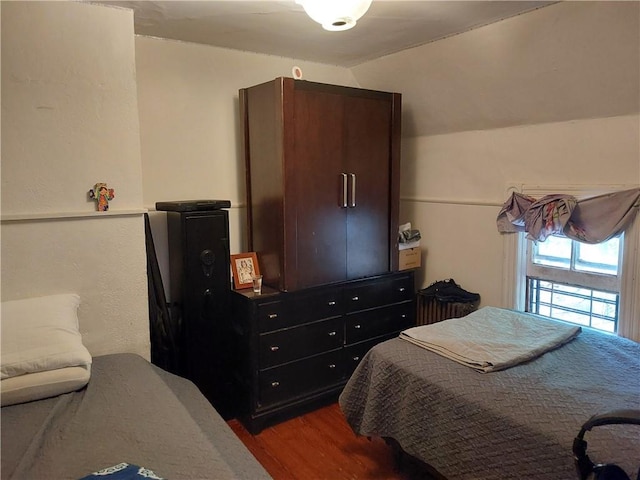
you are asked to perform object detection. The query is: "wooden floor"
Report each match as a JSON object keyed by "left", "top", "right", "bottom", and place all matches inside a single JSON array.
[{"left": 228, "top": 403, "right": 418, "bottom": 480}]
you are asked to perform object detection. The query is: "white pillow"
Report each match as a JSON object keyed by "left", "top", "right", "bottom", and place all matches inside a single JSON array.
[
  {"left": 1, "top": 294, "right": 92, "bottom": 380},
  {"left": 1, "top": 364, "right": 91, "bottom": 406}
]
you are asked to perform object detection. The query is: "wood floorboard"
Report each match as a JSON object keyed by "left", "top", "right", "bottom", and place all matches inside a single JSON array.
[{"left": 228, "top": 403, "right": 417, "bottom": 480}]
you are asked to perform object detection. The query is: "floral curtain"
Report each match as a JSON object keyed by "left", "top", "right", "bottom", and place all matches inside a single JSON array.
[{"left": 496, "top": 188, "right": 640, "bottom": 243}]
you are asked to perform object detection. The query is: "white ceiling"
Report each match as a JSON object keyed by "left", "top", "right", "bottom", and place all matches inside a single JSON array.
[{"left": 88, "top": 0, "right": 557, "bottom": 67}]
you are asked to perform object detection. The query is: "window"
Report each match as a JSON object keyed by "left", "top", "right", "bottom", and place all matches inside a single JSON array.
[
  {"left": 502, "top": 184, "right": 640, "bottom": 342},
  {"left": 525, "top": 235, "right": 623, "bottom": 333}
]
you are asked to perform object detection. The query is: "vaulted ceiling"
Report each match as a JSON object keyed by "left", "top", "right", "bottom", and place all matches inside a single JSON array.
[
  {"left": 87, "top": 1, "right": 639, "bottom": 135},
  {"left": 88, "top": 1, "right": 556, "bottom": 67}
]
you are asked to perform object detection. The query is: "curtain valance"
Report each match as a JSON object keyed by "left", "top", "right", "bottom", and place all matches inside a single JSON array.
[{"left": 496, "top": 188, "right": 640, "bottom": 243}]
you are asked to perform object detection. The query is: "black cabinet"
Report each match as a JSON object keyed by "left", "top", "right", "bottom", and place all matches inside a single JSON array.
[
  {"left": 161, "top": 207, "right": 236, "bottom": 419},
  {"left": 231, "top": 270, "right": 415, "bottom": 433}
]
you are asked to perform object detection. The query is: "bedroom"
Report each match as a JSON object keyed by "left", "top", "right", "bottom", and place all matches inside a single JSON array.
[{"left": 1, "top": 1, "right": 639, "bottom": 479}]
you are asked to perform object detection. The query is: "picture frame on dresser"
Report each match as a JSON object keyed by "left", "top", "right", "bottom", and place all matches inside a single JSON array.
[{"left": 230, "top": 252, "right": 260, "bottom": 289}]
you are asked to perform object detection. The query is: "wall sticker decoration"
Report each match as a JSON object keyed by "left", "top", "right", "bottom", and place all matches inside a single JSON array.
[{"left": 88, "top": 183, "right": 115, "bottom": 211}]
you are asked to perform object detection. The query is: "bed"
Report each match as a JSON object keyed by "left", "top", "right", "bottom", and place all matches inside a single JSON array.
[
  {"left": 339, "top": 307, "right": 640, "bottom": 480},
  {"left": 2, "top": 353, "right": 272, "bottom": 480},
  {"left": 1, "top": 294, "right": 271, "bottom": 480}
]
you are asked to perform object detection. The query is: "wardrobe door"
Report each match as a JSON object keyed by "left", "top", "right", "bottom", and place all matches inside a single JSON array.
[
  {"left": 292, "top": 87, "right": 348, "bottom": 289},
  {"left": 344, "top": 94, "right": 392, "bottom": 279}
]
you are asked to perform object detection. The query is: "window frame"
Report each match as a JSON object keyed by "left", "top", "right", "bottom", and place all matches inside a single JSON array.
[
  {"left": 502, "top": 183, "right": 640, "bottom": 341},
  {"left": 527, "top": 235, "right": 623, "bottom": 293}
]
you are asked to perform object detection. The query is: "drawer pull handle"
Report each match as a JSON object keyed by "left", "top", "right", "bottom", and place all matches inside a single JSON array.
[
  {"left": 401, "top": 314, "right": 406, "bottom": 318},
  {"left": 398, "top": 287, "right": 406, "bottom": 292},
  {"left": 328, "top": 364, "right": 336, "bottom": 369},
  {"left": 354, "top": 324, "right": 361, "bottom": 329},
  {"left": 268, "top": 313, "right": 278, "bottom": 319},
  {"left": 270, "top": 346, "right": 280, "bottom": 352},
  {"left": 328, "top": 301, "right": 336, "bottom": 306},
  {"left": 271, "top": 381, "right": 280, "bottom": 388},
  {"left": 352, "top": 296, "right": 359, "bottom": 301},
  {"left": 328, "top": 331, "right": 337, "bottom": 336},
  {"left": 353, "top": 356, "right": 360, "bottom": 361}
]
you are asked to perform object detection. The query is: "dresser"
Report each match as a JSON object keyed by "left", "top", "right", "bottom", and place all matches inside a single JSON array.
[{"left": 231, "top": 271, "right": 415, "bottom": 433}]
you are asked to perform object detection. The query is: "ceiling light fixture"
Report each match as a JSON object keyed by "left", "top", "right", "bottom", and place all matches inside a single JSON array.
[{"left": 295, "top": 0, "right": 373, "bottom": 32}]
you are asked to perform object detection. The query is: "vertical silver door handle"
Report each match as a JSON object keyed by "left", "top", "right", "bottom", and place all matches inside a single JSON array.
[
  {"left": 341, "top": 173, "right": 348, "bottom": 208},
  {"left": 349, "top": 173, "right": 356, "bottom": 207}
]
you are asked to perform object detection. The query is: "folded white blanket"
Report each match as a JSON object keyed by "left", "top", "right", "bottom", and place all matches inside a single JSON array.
[{"left": 400, "top": 306, "right": 581, "bottom": 372}]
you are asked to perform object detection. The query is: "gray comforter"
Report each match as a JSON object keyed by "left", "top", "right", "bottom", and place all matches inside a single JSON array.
[
  {"left": 2, "top": 353, "right": 271, "bottom": 480},
  {"left": 339, "top": 328, "right": 640, "bottom": 479}
]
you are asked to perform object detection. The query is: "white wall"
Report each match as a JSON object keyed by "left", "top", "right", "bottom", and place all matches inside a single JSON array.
[
  {"left": 135, "top": 36, "right": 357, "bottom": 298},
  {"left": 398, "top": 115, "right": 640, "bottom": 306},
  {"left": 1, "top": 1, "right": 149, "bottom": 358},
  {"left": 350, "top": 2, "right": 640, "bottom": 306}
]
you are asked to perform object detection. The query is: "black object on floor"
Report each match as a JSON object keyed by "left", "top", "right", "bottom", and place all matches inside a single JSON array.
[{"left": 419, "top": 279, "right": 480, "bottom": 304}]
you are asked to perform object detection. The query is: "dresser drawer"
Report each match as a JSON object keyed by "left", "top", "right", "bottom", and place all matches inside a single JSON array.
[
  {"left": 387, "top": 274, "right": 415, "bottom": 305},
  {"left": 259, "top": 317, "right": 343, "bottom": 368},
  {"left": 344, "top": 273, "right": 414, "bottom": 313},
  {"left": 345, "top": 301, "right": 414, "bottom": 344},
  {"left": 257, "top": 300, "right": 287, "bottom": 333},
  {"left": 258, "top": 350, "right": 344, "bottom": 407},
  {"left": 289, "top": 288, "right": 342, "bottom": 324}
]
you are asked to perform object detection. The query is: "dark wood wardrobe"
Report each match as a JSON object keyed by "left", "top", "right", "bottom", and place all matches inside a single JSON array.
[{"left": 239, "top": 77, "right": 402, "bottom": 292}]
